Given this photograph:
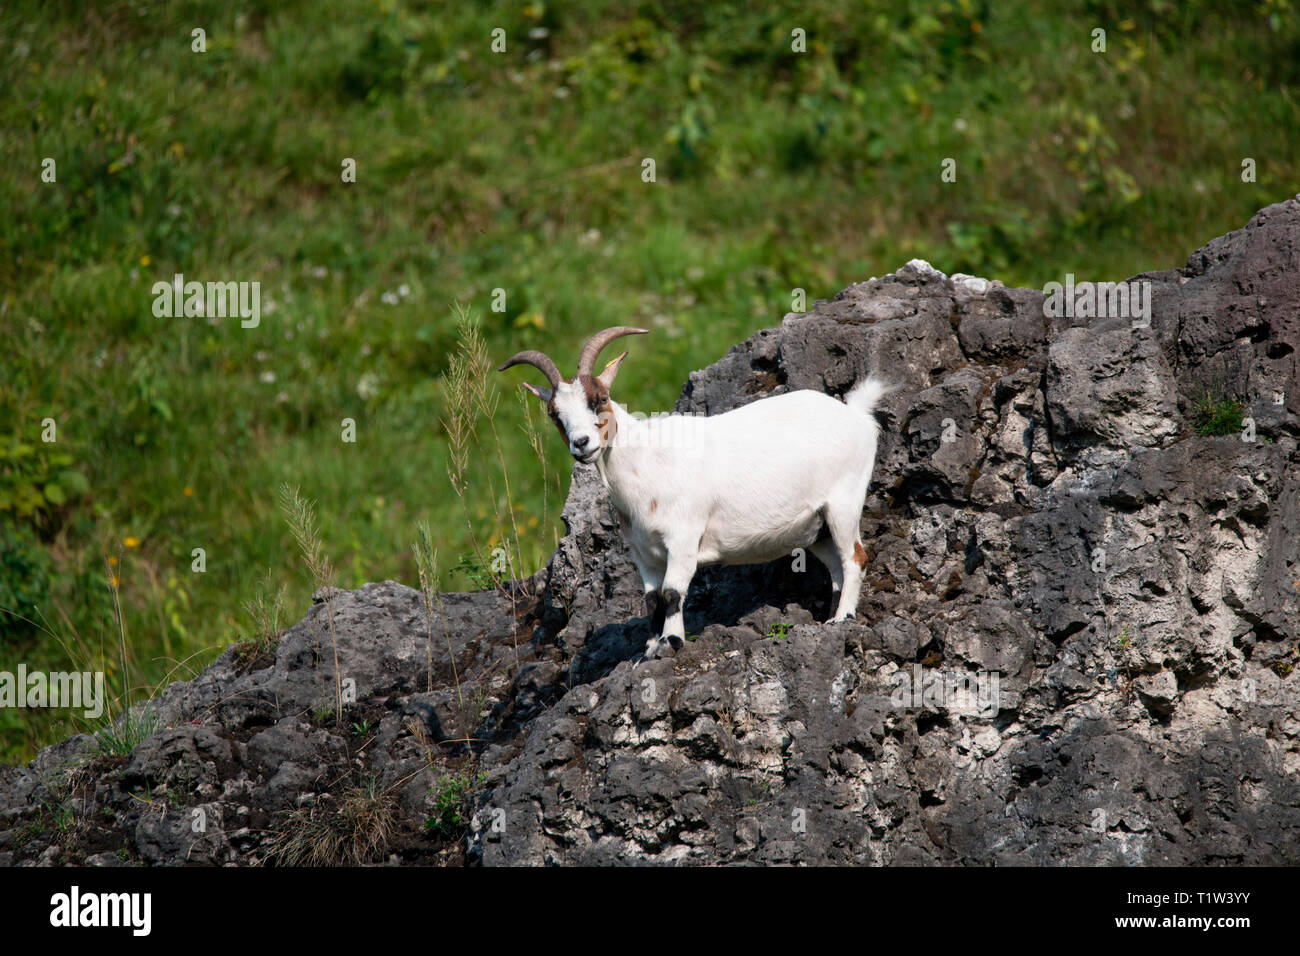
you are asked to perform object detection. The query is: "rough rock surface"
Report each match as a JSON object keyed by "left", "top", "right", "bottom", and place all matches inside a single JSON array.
[{"left": 3, "top": 199, "right": 1299, "bottom": 866}]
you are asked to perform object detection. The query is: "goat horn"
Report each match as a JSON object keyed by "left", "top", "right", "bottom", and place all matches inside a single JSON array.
[
  {"left": 577, "top": 326, "right": 649, "bottom": 378},
  {"left": 498, "top": 349, "right": 563, "bottom": 388}
]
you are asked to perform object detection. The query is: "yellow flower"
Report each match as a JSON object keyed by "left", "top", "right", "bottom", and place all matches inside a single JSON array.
[
  {"left": 110, "top": 575, "right": 119, "bottom": 589},
  {"left": 124, "top": 536, "right": 141, "bottom": 549},
  {"left": 140, "top": 254, "right": 151, "bottom": 266},
  {"left": 107, "top": 555, "right": 118, "bottom": 566},
  {"left": 183, "top": 486, "right": 194, "bottom": 498}
]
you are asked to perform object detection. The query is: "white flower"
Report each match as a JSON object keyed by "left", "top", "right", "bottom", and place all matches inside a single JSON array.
[
  {"left": 260, "top": 370, "right": 277, "bottom": 384},
  {"left": 357, "top": 372, "right": 380, "bottom": 400}
]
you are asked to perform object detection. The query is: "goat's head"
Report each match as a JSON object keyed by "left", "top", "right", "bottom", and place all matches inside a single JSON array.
[{"left": 498, "top": 326, "right": 648, "bottom": 464}]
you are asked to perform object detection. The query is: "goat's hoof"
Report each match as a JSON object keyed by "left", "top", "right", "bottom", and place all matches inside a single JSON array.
[{"left": 645, "top": 635, "right": 684, "bottom": 659}]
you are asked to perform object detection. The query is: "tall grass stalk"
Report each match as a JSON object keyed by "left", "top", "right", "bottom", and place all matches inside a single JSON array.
[
  {"left": 277, "top": 483, "right": 343, "bottom": 723},
  {"left": 412, "top": 521, "right": 461, "bottom": 704},
  {"left": 440, "top": 306, "right": 533, "bottom": 671},
  {"left": 518, "top": 386, "right": 559, "bottom": 554}
]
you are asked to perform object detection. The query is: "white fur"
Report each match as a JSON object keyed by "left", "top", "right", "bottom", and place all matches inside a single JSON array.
[{"left": 546, "top": 375, "right": 890, "bottom": 659}]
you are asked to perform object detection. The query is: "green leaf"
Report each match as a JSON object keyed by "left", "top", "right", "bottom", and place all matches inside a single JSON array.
[
  {"left": 43, "top": 483, "right": 66, "bottom": 505},
  {"left": 60, "top": 470, "right": 90, "bottom": 495}
]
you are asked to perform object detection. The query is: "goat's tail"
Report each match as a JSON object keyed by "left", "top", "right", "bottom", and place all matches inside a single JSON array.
[{"left": 843, "top": 376, "right": 893, "bottom": 421}]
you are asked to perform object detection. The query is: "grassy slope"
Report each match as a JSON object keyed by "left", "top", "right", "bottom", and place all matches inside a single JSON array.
[{"left": 0, "top": 0, "right": 1296, "bottom": 761}]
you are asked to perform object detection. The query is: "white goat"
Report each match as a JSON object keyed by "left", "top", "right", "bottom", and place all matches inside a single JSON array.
[{"left": 501, "top": 326, "right": 889, "bottom": 659}]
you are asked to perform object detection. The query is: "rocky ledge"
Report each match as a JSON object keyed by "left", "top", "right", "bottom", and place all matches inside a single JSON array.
[{"left": 3, "top": 199, "right": 1298, "bottom": 866}]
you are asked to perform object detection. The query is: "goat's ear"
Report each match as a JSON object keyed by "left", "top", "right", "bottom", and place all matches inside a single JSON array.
[
  {"left": 597, "top": 350, "right": 630, "bottom": 389},
  {"left": 522, "top": 382, "right": 553, "bottom": 403}
]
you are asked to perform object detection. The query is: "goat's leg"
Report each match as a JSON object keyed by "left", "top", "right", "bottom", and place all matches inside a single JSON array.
[
  {"left": 808, "top": 536, "right": 843, "bottom": 614},
  {"left": 645, "top": 542, "right": 698, "bottom": 659},
  {"left": 825, "top": 493, "right": 868, "bottom": 622},
  {"left": 633, "top": 554, "right": 667, "bottom": 640}
]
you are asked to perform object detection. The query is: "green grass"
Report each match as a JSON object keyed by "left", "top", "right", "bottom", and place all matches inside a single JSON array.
[
  {"left": 95, "top": 704, "right": 162, "bottom": 757},
  {"left": 423, "top": 770, "right": 485, "bottom": 836},
  {"left": 766, "top": 622, "right": 794, "bottom": 641},
  {"left": 2, "top": 0, "right": 1298, "bottom": 762},
  {"left": 1192, "top": 390, "right": 1248, "bottom": 436}
]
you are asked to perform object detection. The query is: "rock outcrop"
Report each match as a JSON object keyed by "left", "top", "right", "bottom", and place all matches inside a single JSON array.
[{"left": 3, "top": 199, "right": 1299, "bottom": 866}]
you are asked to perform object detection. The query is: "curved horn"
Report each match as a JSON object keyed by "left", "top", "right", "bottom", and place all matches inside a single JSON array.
[
  {"left": 577, "top": 326, "right": 649, "bottom": 378},
  {"left": 497, "top": 350, "right": 563, "bottom": 388}
]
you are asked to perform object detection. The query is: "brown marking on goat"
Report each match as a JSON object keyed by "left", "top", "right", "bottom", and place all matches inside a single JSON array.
[
  {"left": 597, "top": 403, "right": 617, "bottom": 443},
  {"left": 578, "top": 374, "right": 602, "bottom": 404},
  {"left": 853, "top": 540, "right": 868, "bottom": 568},
  {"left": 577, "top": 373, "right": 618, "bottom": 444},
  {"left": 547, "top": 401, "right": 570, "bottom": 445},
  {"left": 650, "top": 498, "right": 658, "bottom": 513}
]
